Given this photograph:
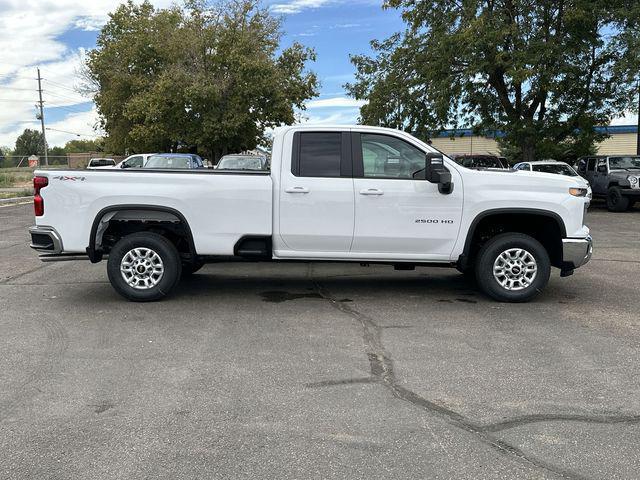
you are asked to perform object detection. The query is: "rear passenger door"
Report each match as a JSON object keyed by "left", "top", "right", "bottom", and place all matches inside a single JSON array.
[{"left": 278, "top": 130, "right": 354, "bottom": 253}]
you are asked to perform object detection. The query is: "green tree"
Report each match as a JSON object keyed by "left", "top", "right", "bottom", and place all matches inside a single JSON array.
[
  {"left": 86, "top": 0, "right": 318, "bottom": 159},
  {"left": 63, "top": 138, "right": 104, "bottom": 153},
  {"left": 14, "top": 129, "right": 45, "bottom": 157},
  {"left": 348, "top": 0, "right": 640, "bottom": 161}
]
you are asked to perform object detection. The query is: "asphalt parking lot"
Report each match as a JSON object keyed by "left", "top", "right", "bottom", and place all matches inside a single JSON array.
[{"left": 1, "top": 201, "right": 639, "bottom": 479}]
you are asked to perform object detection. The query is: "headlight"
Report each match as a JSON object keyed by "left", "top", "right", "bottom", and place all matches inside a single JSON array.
[
  {"left": 569, "top": 187, "right": 588, "bottom": 197},
  {"left": 629, "top": 175, "right": 638, "bottom": 186}
]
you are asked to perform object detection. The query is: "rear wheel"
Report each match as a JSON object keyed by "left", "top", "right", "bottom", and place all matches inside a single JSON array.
[
  {"left": 475, "top": 233, "right": 550, "bottom": 302},
  {"left": 607, "top": 186, "right": 629, "bottom": 212},
  {"left": 107, "top": 232, "right": 182, "bottom": 301}
]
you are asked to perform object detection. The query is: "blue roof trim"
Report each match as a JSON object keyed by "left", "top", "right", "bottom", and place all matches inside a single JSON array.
[
  {"left": 431, "top": 125, "right": 638, "bottom": 138},
  {"left": 595, "top": 125, "right": 639, "bottom": 134}
]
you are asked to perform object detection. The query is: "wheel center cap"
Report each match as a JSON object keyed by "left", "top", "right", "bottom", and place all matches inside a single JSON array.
[{"left": 137, "top": 265, "right": 146, "bottom": 274}]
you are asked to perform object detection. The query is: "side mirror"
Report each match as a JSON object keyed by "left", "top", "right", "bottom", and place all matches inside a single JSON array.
[{"left": 422, "top": 153, "right": 453, "bottom": 194}]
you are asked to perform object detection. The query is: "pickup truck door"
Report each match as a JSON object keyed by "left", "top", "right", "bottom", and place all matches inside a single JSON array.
[
  {"left": 278, "top": 131, "right": 354, "bottom": 252},
  {"left": 350, "top": 132, "right": 463, "bottom": 259}
]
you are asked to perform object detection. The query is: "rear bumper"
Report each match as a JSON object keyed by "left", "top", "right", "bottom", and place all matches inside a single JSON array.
[
  {"left": 562, "top": 235, "right": 593, "bottom": 270},
  {"left": 29, "top": 226, "right": 63, "bottom": 254}
]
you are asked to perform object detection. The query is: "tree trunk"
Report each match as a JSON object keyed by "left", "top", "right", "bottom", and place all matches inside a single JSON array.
[{"left": 521, "top": 140, "right": 535, "bottom": 162}]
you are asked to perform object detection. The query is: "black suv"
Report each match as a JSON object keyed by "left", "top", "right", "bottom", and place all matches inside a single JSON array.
[
  {"left": 450, "top": 154, "right": 507, "bottom": 169},
  {"left": 576, "top": 155, "right": 640, "bottom": 212}
]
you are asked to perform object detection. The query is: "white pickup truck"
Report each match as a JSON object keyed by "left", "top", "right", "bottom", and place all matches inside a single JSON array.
[{"left": 29, "top": 125, "right": 592, "bottom": 302}]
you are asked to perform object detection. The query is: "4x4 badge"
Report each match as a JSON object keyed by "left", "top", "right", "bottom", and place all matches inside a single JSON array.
[{"left": 52, "top": 176, "right": 86, "bottom": 181}]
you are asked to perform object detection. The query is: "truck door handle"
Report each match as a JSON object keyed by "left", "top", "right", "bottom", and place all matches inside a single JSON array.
[
  {"left": 359, "top": 188, "right": 384, "bottom": 196},
  {"left": 285, "top": 186, "right": 309, "bottom": 194}
]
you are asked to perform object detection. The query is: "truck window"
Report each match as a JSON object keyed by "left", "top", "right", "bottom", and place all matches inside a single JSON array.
[
  {"left": 359, "top": 133, "right": 424, "bottom": 179},
  {"left": 294, "top": 132, "right": 342, "bottom": 177},
  {"left": 587, "top": 158, "right": 596, "bottom": 171}
]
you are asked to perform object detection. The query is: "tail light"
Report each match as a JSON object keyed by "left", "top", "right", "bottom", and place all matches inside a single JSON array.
[{"left": 33, "top": 176, "right": 48, "bottom": 217}]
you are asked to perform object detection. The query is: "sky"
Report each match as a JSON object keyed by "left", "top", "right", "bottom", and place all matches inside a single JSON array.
[
  {"left": 0, "top": 0, "right": 636, "bottom": 150},
  {"left": 0, "top": 0, "right": 405, "bottom": 149}
]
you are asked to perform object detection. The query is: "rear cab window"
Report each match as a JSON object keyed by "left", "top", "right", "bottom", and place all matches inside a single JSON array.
[{"left": 292, "top": 131, "right": 351, "bottom": 177}]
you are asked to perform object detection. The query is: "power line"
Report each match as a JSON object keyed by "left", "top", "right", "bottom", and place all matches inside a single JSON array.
[
  {"left": 0, "top": 73, "right": 36, "bottom": 81},
  {"left": 45, "top": 103, "right": 92, "bottom": 114},
  {"left": 46, "top": 127, "right": 100, "bottom": 137},
  {"left": 42, "top": 78, "right": 88, "bottom": 95},
  {"left": 0, "top": 98, "right": 37, "bottom": 102},
  {"left": 0, "top": 86, "right": 37, "bottom": 92},
  {"left": 44, "top": 90, "right": 92, "bottom": 103}
]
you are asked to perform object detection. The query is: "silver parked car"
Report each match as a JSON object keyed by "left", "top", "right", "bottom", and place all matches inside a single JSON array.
[
  {"left": 215, "top": 154, "right": 269, "bottom": 171},
  {"left": 143, "top": 153, "right": 205, "bottom": 169}
]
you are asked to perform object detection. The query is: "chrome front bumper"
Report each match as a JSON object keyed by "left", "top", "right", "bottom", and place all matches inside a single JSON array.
[
  {"left": 29, "top": 226, "right": 63, "bottom": 254},
  {"left": 562, "top": 235, "right": 593, "bottom": 269}
]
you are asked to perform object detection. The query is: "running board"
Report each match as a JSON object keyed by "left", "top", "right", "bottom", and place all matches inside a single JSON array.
[{"left": 39, "top": 253, "right": 91, "bottom": 262}]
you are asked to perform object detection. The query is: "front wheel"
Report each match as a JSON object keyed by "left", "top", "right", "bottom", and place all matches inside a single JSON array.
[
  {"left": 107, "top": 232, "right": 182, "bottom": 301},
  {"left": 607, "top": 186, "right": 630, "bottom": 212},
  {"left": 475, "top": 233, "right": 550, "bottom": 302}
]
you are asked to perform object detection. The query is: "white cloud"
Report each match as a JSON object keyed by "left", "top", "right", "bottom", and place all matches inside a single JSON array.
[
  {"left": 0, "top": 1, "right": 173, "bottom": 148},
  {"left": 610, "top": 113, "right": 638, "bottom": 126},
  {"left": 45, "top": 106, "right": 103, "bottom": 146},
  {"left": 331, "top": 23, "right": 361, "bottom": 29},
  {"left": 302, "top": 110, "right": 361, "bottom": 125},
  {"left": 306, "top": 97, "right": 366, "bottom": 109},
  {"left": 270, "top": 0, "right": 333, "bottom": 14}
]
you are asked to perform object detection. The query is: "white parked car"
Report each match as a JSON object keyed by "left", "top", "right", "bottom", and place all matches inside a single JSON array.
[
  {"left": 86, "top": 158, "right": 116, "bottom": 169},
  {"left": 514, "top": 160, "right": 592, "bottom": 205},
  {"left": 114, "top": 153, "right": 156, "bottom": 169},
  {"left": 29, "top": 125, "right": 592, "bottom": 303}
]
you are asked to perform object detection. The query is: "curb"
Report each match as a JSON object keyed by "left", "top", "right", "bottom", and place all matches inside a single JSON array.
[{"left": 0, "top": 196, "right": 32, "bottom": 206}]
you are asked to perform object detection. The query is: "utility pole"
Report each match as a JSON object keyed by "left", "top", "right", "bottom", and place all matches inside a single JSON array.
[
  {"left": 637, "top": 79, "right": 640, "bottom": 155},
  {"left": 36, "top": 67, "right": 48, "bottom": 166}
]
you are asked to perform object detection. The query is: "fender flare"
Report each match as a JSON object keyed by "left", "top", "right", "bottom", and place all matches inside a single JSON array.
[
  {"left": 458, "top": 208, "right": 567, "bottom": 269},
  {"left": 87, "top": 204, "right": 197, "bottom": 263}
]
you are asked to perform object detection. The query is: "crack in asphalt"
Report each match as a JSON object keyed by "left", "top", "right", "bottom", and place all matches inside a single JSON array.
[
  {"left": 482, "top": 413, "right": 640, "bottom": 433},
  {"left": 307, "top": 270, "right": 637, "bottom": 480},
  {"left": 0, "top": 263, "right": 49, "bottom": 284}
]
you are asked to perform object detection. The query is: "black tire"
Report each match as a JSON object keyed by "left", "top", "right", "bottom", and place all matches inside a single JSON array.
[
  {"left": 107, "top": 232, "right": 182, "bottom": 302},
  {"left": 606, "top": 186, "right": 630, "bottom": 212},
  {"left": 474, "top": 233, "right": 551, "bottom": 302},
  {"left": 182, "top": 260, "right": 205, "bottom": 276}
]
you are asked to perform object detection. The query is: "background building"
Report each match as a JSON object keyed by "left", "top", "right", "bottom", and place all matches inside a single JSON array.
[{"left": 429, "top": 125, "right": 639, "bottom": 157}]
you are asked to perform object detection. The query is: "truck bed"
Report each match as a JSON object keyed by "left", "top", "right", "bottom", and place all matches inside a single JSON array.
[{"left": 34, "top": 169, "right": 273, "bottom": 255}]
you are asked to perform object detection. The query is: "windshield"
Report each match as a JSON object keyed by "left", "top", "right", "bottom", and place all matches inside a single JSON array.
[
  {"left": 144, "top": 155, "right": 191, "bottom": 169},
  {"left": 609, "top": 156, "right": 640, "bottom": 170},
  {"left": 532, "top": 164, "right": 578, "bottom": 176},
  {"left": 217, "top": 156, "right": 265, "bottom": 170},
  {"left": 90, "top": 159, "right": 115, "bottom": 167}
]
